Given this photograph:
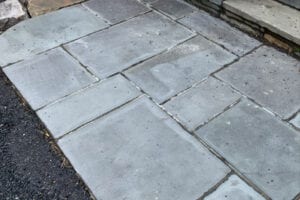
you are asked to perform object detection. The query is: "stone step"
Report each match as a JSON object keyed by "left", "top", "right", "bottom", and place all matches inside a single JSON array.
[{"left": 223, "top": 0, "right": 300, "bottom": 46}]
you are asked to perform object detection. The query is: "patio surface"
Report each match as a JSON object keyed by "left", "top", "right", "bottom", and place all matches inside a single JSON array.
[{"left": 0, "top": 0, "right": 299, "bottom": 199}]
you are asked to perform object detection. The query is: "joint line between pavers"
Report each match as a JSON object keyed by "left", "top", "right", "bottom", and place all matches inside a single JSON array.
[
  {"left": 55, "top": 94, "right": 144, "bottom": 140},
  {"left": 121, "top": 71, "right": 271, "bottom": 199},
  {"left": 292, "top": 192, "right": 300, "bottom": 200},
  {"left": 197, "top": 171, "right": 234, "bottom": 200}
]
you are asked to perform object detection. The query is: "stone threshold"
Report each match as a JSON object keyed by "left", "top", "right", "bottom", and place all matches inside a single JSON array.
[{"left": 185, "top": 0, "right": 300, "bottom": 58}]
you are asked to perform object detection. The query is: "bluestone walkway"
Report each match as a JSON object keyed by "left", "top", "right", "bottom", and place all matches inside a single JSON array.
[{"left": 0, "top": 0, "right": 299, "bottom": 199}]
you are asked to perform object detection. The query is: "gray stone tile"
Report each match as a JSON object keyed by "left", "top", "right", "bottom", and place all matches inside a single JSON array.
[
  {"left": 3, "top": 48, "right": 96, "bottom": 110},
  {"left": 0, "top": 6, "right": 108, "bottom": 67},
  {"left": 58, "top": 96, "right": 230, "bottom": 200},
  {"left": 204, "top": 175, "right": 265, "bottom": 200},
  {"left": 216, "top": 46, "right": 300, "bottom": 119},
  {"left": 290, "top": 113, "right": 300, "bottom": 130},
  {"left": 178, "top": 10, "right": 261, "bottom": 56},
  {"left": 164, "top": 77, "right": 240, "bottom": 131},
  {"left": 37, "top": 75, "right": 140, "bottom": 139},
  {"left": 64, "top": 12, "right": 194, "bottom": 79},
  {"left": 125, "top": 36, "right": 236, "bottom": 103},
  {"left": 151, "top": 0, "right": 195, "bottom": 19},
  {"left": 83, "top": 0, "right": 149, "bottom": 24},
  {"left": 224, "top": 0, "right": 300, "bottom": 45},
  {"left": 196, "top": 99, "right": 300, "bottom": 200}
]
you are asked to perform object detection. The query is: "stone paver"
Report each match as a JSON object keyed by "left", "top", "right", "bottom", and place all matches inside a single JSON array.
[
  {"left": 65, "top": 12, "right": 194, "bottom": 79},
  {"left": 178, "top": 10, "right": 261, "bottom": 56},
  {"left": 290, "top": 113, "right": 300, "bottom": 129},
  {"left": 0, "top": 6, "right": 108, "bottom": 66},
  {"left": 196, "top": 99, "right": 300, "bottom": 200},
  {"left": 58, "top": 96, "right": 230, "bottom": 200},
  {"left": 0, "top": 0, "right": 26, "bottom": 31},
  {"left": 27, "top": 0, "right": 85, "bottom": 17},
  {"left": 151, "top": 0, "right": 195, "bottom": 19},
  {"left": 164, "top": 77, "right": 240, "bottom": 131},
  {"left": 37, "top": 75, "right": 140, "bottom": 139},
  {"left": 216, "top": 46, "right": 300, "bottom": 119},
  {"left": 125, "top": 36, "right": 236, "bottom": 103},
  {"left": 224, "top": 0, "right": 300, "bottom": 45},
  {"left": 3, "top": 48, "right": 96, "bottom": 110},
  {"left": 204, "top": 175, "right": 265, "bottom": 200},
  {"left": 83, "top": 0, "right": 150, "bottom": 24}
]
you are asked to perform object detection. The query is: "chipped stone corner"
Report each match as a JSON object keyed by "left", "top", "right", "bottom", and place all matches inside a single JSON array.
[{"left": 0, "top": 0, "right": 28, "bottom": 32}]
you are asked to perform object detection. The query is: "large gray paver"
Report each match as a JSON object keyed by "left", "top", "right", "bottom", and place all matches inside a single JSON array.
[
  {"left": 64, "top": 11, "right": 194, "bottom": 79},
  {"left": 37, "top": 75, "right": 140, "bottom": 139},
  {"left": 125, "top": 36, "right": 236, "bottom": 103},
  {"left": 83, "top": 0, "right": 149, "bottom": 24},
  {"left": 151, "top": 0, "right": 196, "bottom": 19},
  {"left": 196, "top": 99, "right": 300, "bottom": 200},
  {"left": 58, "top": 96, "right": 230, "bottom": 200},
  {"left": 216, "top": 46, "right": 300, "bottom": 119},
  {"left": 290, "top": 113, "right": 300, "bottom": 130},
  {"left": 164, "top": 77, "right": 240, "bottom": 131},
  {"left": 3, "top": 48, "right": 96, "bottom": 110},
  {"left": 224, "top": 0, "right": 300, "bottom": 45},
  {"left": 0, "top": 6, "right": 108, "bottom": 67},
  {"left": 204, "top": 175, "right": 265, "bottom": 200},
  {"left": 178, "top": 10, "right": 261, "bottom": 56}
]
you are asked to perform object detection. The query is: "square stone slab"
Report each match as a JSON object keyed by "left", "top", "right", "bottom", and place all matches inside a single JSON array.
[
  {"left": 27, "top": 0, "right": 85, "bottom": 17},
  {"left": 64, "top": 12, "right": 194, "bottom": 79},
  {"left": 290, "top": 113, "right": 300, "bottom": 130},
  {"left": 196, "top": 99, "right": 300, "bottom": 200},
  {"left": 125, "top": 36, "right": 236, "bottom": 103},
  {"left": 0, "top": 6, "right": 108, "bottom": 67},
  {"left": 151, "top": 0, "right": 196, "bottom": 19},
  {"left": 216, "top": 46, "right": 300, "bottom": 119},
  {"left": 58, "top": 96, "right": 230, "bottom": 200},
  {"left": 178, "top": 10, "right": 261, "bottom": 56},
  {"left": 3, "top": 48, "right": 96, "bottom": 110},
  {"left": 37, "top": 75, "right": 140, "bottom": 139},
  {"left": 83, "top": 0, "right": 150, "bottom": 24},
  {"left": 204, "top": 175, "right": 265, "bottom": 200},
  {"left": 164, "top": 77, "right": 240, "bottom": 131}
]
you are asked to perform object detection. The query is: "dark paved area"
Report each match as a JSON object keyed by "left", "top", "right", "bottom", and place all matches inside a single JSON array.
[{"left": 0, "top": 69, "right": 91, "bottom": 200}]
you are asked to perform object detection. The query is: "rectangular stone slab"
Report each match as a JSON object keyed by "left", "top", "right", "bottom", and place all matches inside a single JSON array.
[
  {"left": 204, "top": 175, "right": 265, "bottom": 200},
  {"left": 64, "top": 11, "right": 194, "bottom": 78},
  {"left": 178, "top": 10, "right": 261, "bottom": 56},
  {"left": 0, "top": 6, "right": 108, "bottom": 66},
  {"left": 125, "top": 36, "right": 236, "bottom": 103},
  {"left": 4, "top": 48, "right": 96, "bottom": 110},
  {"left": 58, "top": 96, "right": 230, "bottom": 200},
  {"left": 83, "top": 0, "right": 150, "bottom": 24},
  {"left": 37, "top": 75, "right": 140, "bottom": 139},
  {"left": 216, "top": 46, "right": 300, "bottom": 119},
  {"left": 224, "top": 0, "right": 300, "bottom": 45},
  {"left": 163, "top": 77, "right": 240, "bottom": 131},
  {"left": 196, "top": 99, "right": 300, "bottom": 200}
]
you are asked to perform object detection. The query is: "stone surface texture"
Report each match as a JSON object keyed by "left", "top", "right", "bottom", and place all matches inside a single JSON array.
[
  {"left": 83, "top": 0, "right": 150, "bottom": 24},
  {"left": 0, "top": 6, "right": 108, "bottom": 67},
  {"left": 224, "top": 0, "right": 300, "bottom": 45},
  {"left": 58, "top": 97, "right": 230, "bottom": 200},
  {"left": 27, "top": 0, "right": 85, "bottom": 17},
  {"left": 3, "top": 48, "right": 96, "bottom": 110},
  {"left": 125, "top": 36, "right": 236, "bottom": 103},
  {"left": 0, "top": 0, "right": 26, "bottom": 31},
  {"left": 37, "top": 75, "right": 140, "bottom": 139},
  {"left": 216, "top": 46, "right": 300, "bottom": 119},
  {"left": 65, "top": 12, "right": 194, "bottom": 78},
  {"left": 277, "top": 0, "right": 300, "bottom": 9},
  {"left": 178, "top": 10, "right": 261, "bottom": 56},
  {"left": 204, "top": 175, "right": 265, "bottom": 200},
  {"left": 164, "top": 77, "right": 240, "bottom": 131},
  {"left": 197, "top": 99, "right": 300, "bottom": 200}
]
